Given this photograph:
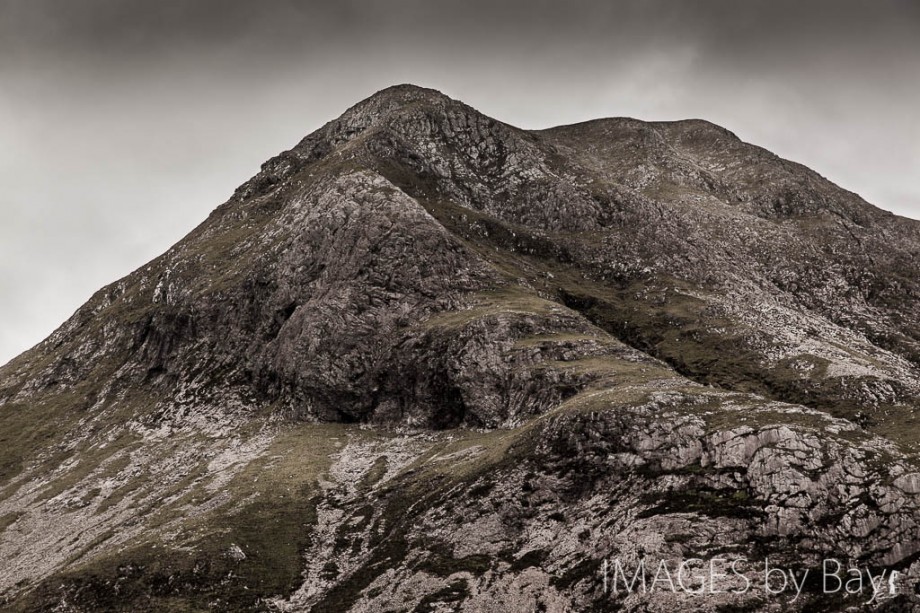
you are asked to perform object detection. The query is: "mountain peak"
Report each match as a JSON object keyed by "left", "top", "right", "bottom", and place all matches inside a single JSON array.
[
  {"left": 346, "top": 83, "right": 453, "bottom": 116},
  {"left": 367, "top": 82, "right": 447, "bottom": 100},
  {"left": 4, "top": 86, "right": 920, "bottom": 612}
]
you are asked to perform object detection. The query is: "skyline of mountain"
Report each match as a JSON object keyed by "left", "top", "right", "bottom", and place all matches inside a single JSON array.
[
  {"left": 2, "top": 0, "right": 919, "bottom": 368},
  {"left": 2, "top": 84, "right": 920, "bottom": 611}
]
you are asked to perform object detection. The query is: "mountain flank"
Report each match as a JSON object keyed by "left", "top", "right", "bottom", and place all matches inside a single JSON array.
[{"left": 1, "top": 84, "right": 920, "bottom": 611}]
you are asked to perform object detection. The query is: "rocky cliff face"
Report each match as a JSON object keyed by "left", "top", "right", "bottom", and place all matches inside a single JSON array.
[{"left": 1, "top": 84, "right": 920, "bottom": 611}]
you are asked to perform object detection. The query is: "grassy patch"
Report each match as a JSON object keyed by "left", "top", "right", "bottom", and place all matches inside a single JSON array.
[
  {"left": 11, "top": 423, "right": 356, "bottom": 612},
  {"left": 357, "top": 456, "right": 389, "bottom": 491},
  {"left": 513, "top": 332, "right": 603, "bottom": 348},
  {"left": 0, "top": 510, "right": 24, "bottom": 533},
  {"left": 35, "top": 432, "right": 141, "bottom": 505},
  {"left": 0, "top": 394, "right": 87, "bottom": 486},
  {"left": 420, "top": 287, "right": 562, "bottom": 330}
]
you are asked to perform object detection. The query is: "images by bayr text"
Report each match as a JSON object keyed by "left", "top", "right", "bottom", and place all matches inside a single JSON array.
[{"left": 601, "top": 558, "right": 900, "bottom": 604}]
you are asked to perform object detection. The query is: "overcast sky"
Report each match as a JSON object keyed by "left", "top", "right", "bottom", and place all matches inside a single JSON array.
[{"left": 1, "top": 0, "right": 918, "bottom": 366}]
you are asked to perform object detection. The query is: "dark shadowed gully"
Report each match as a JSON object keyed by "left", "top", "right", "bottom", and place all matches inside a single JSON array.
[{"left": 2, "top": 85, "right": 920, "bottom": 611}]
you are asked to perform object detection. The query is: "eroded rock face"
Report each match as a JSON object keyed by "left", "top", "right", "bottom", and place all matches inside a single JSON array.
[
  {"left": 256, "top": 392, "right": 920, "bottom": 612},
  {"left": 1, "top": 84, "right": 919, "bottom": 611}
]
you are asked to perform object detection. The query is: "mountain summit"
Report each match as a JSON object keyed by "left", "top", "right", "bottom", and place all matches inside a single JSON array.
[{"left": 2, "top": 85, "right": 920, "bottom": 611}]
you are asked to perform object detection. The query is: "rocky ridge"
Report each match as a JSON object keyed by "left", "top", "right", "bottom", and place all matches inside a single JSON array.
[{"left": 1, "top": 84, "right": 919, "bottom": 611}]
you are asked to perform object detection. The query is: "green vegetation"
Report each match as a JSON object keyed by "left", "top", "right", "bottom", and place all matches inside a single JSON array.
[
  {"left": 357, "top": 456, "right": 388, "bottom": 491},
  {"left": 420, "top": 286, "right": 562, "bottom": 330},
  {"left": 10, "top": 423, "right": 352, "bottom": 612},
  {"left": 513, "top": 332, "right": 602, "bottom": 348},
  {"left": 0, "top": 511, "right": 23, "bottom": 533}
]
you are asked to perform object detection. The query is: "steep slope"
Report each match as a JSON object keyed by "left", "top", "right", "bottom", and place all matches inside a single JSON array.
[{"left": 1, "top": 84, "right": 920, "bottom": 611}]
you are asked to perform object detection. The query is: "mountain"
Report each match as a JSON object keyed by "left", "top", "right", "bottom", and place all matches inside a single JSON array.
[{"left": 2, "top": 84, "right": 920, "bottom": 611}]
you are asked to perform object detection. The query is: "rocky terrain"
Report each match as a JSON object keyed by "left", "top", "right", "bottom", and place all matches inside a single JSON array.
[{"left": 1, "top": 84, "right": 920, "bottom": 611}]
